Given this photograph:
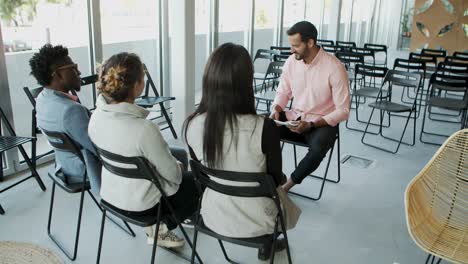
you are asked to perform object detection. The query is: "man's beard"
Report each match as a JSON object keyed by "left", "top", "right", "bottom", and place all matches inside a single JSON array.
[{"left": 294, "top": 48, "right": 309, "bottom": 61}]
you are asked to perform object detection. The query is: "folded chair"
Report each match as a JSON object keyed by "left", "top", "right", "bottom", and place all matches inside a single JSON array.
[
  {"left": 405, "top": 129, "right": 468, "bottom": 264},
  {"left": 189, "top": 160, "right": 292, "bottom": 264},
  {"left": 361, "top": 70, "right": 422, "bottom": 153},
  {"left": 254, "top": 61, "right": 285, "bottom": 112},
  {"left": 0, "top": 106, "right": 46, "bottom": 214},
  {"left": 94, "top": 147, "right": 202, "bottom": 264},
  {"left": 363, "top": 43, "right": 388, "bottom": 66},
  {"left": 42, "top": 130, "right": 134, "bottom": 261}
]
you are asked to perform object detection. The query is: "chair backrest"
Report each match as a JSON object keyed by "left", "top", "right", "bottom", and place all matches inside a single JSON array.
[
  {"left": 409, "top": 52, "right": 437, "bottom": 67},
  {"left": 350, "top": 47, "right": 375, "bottom": 61},
  {"left": 444, "top": 55, "right": 468, "bottom": 64},
  {"left": 40, "top": 129, "right": 84, "bottom": 163},
  {"left": 265, "top": 61, "right": 285, "bottom": 76},
  {"left": 428, "top": 71, "right": 468, "bottom": 95},
  {"left": 273, "top": 54, "right": 290, "bottom": 62},
  {"left": 421, "top": 48, "right": 447, "bottom": 59},
  {"left": 393, "top": 58, "right": 426, "bottom": 73},
  {"left": 254, "top": 49, "right": 279, "bottom": 62},
  {"left": 436, "top": 61, "right": 468, "bottom": 76},
  {"left": 93, "top": 145, "right": 166, "bottom": 194},
  {"left": 317, "top": 39, "right": 334, "bottom": 46},
  {"left": 270, "top": 46, "right": 290, "bottom": 53},
  {"left": 190, "top": 160, "right": 279, "bottom": 201},
  {"left": 453, "top": 51, "right": 468, "bottom": 59},
  {"left": 335, "top": 51, "right": 365, "bottom": 66},
  {"left": 321, "top": 44, "right": 342, "bottom": 54},
  {"left": 355, "top": 64, "right": 388, "bottom": 79},
  {"left": 363, "top": 43, "right": 387, "bottom": 54},
  {"left": 384, "top": 70, "right": 422, "bottom": 91},
  {"left": 336, "top": 41, "right": 357, "bottom": 50},
  {"left": 141, "top": 64, "right": 162, "bottom": 98}
]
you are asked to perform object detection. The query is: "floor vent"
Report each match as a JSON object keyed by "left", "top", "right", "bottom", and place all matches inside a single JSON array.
[{"left": 341, "top": 155, "right": 374, "bottom": 169}]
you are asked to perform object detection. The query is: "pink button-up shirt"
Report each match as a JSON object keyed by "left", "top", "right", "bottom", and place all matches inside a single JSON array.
[{"left": 272, "top": 48, "right": 350, "bottom": 126}]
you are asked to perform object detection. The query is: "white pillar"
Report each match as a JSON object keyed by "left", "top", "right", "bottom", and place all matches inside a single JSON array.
[
  {"left": 169, "top": 0, "right": 195, "bottom": 137},
  {"left": 327, "top": 0, "right": 342, "bottom": 41}
]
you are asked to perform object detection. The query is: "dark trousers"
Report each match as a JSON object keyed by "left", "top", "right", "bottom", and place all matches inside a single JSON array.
[
  {"left": 278, "top": 112, "right": 337, "bottom": 184},
  {"left": 131, "top": 147, "right": 199, "bottom": 230}
]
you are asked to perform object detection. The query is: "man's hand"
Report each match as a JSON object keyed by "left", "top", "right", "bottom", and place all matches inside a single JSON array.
[
  {"left": 270, "top": 105, "right": 283, "bottom": 120},
  {"left": 289, "top": 120, "right": 312, "bottom": 134}
]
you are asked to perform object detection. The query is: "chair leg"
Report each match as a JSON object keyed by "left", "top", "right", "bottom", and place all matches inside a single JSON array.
[
  {"left": 18, "top": 144, "right": 46, "bottom": 191},
  {"left": 278, "top": 216, "right": 293, "bottom": 264},
  {"left": 47, "top": 183, "right": 86, "bottom": 261},
  {"left": 190, "top": 229, "right": 199, "bottom": 264},
  {"left": 150, "top": 205, "right": 162, "bottom": 264},
  {"left": 425, "top": 254, "right": 442, "bottom": 264},
  {"left": 0, "top": 203, "right": 4, "bottom": 215},
  {"left": 218, "top": 240, "right": 238, "bottom": 264},
  {"left": 87, "top": 191, "right": 135, "bottom": 237},
  {"left": 96, "top": 210, "right": 107, "bottom": 264},
  {"left": 159, "top": 102, "right": 178, "bottom": 139}
]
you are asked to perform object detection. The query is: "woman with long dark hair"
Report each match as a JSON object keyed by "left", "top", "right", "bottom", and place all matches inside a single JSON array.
[{"left": 184, "top": 43, "right": 287, "bottom": 260}]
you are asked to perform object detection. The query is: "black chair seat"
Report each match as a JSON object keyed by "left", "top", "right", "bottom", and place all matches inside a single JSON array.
[
  {"left": 355, "top": 87, "right": 388, "bottom": 98},
  {"left": 195, "top": 217, "right": 273, "bottom": 249},
  {"left": 428, "top": 97, "right": 467, "bottom": 111},
  {"left": 135, "top": 96, "right": 175, "bottom": 108},
  {"left": 48, "top": 172, "right": 90, "bottom": 193},
  {"left": 254, "top": 72, "right": 277, "bottom": 80},
  {"left": 100, "top": 199, "right": 159, "bottom": 227},
  {"left": 254, "top": 90, "right": 276, "bottom": 102},
  {"left": 368, "top": 101, "right": 414, "bottom": 112},
  {"left": 0, "top": 136, "right": 33, "bottom": 152}
]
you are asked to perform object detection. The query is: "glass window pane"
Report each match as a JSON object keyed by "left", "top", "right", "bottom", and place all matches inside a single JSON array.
[
  {"left": 282, "top": 0, "right": 306, "bottom": 46},
  {"left": 338, "top": 0, "right": 352, "bottom": 41},
  {"left": 218, "top": 0, "right": 250, "bottom": 46},
  {"left": 254, "top": 0, "right": 278, "bottom": 53},
  {"left": 100, "top": 0, "right": 161, "bottom": 117},
  {"left": 195, "top": 0, "right": 210, "bottom": 104},
  {"left": 1, "top": 1, "right": 91, "bottom": 160}
]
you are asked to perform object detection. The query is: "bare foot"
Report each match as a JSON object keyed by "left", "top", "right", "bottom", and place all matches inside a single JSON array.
[{"left": 281, "top": 178, "right": 296, "bottom": 192}]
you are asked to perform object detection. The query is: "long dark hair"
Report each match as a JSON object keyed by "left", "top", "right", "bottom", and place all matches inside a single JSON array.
[{"left": 184, "top": 43, "right": 256, "bottom": 168}]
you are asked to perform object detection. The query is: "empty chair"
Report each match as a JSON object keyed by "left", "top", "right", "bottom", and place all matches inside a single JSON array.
[
  {"left": 393, "top": 58, "right": 427, "bottom": 116},
  {"left": 317, "top": 39, "right": 334, "bottom": 46},
  {"left": 453, "top": 51, "right": 468, "bottom": 59},
  {"left": 336, "top": 40, "right": 356, "bottom": 51},
  {"left": 134, "top": 64, "right": 178, "bottom": 139},
  {"left": 0, "top": 106, "right": 46, "bottom": 214},
  {"left": 350, "top": 47, "right": 376, "bottom": 66},
  {"left": 361, "top": 70, "right": 422, "bottom": 153},
  {"left": 420, "top": 68, "right": 468, "bottom": 145},
  {"left": 364, "top": 43, "right": 388, "bottom": 66},
  {"left": 405, "top": 129, "right": 468, "bottom": 264},
  {"left": 445, "top": 55, "right": 468, "bottom": 64},
  {"left": 421, "top": 48, "right": 446, "bottom": 61},
  {"left": 189, "top": 160, "right": 292, "bottom": 264},
  {"left": 335, "top": 51, "right": 365, "bottom": 87},
  {"left": 254, "top": 61, "right": 285, "bottom": 111},
  {"left": 346, "top": 64, "right": 389, "bottom": 132},
  {"left": 253, "top": 49, "right": 280, "bottom": 93}
]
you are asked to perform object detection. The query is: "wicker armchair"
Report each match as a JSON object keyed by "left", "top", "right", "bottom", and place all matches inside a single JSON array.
[{"left": 405, "top": 129, "right": 468, "bottom": 264}]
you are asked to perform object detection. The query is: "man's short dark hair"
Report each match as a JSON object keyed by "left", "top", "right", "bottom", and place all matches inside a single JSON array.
[
  {"left": 29, "top": 44, "right": 69, "bottom": 86},
  {"left": 287, "top": 21, "right": 318, "bottom": 45}
]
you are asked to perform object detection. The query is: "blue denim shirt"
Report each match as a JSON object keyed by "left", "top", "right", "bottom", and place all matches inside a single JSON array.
[{"left": 36, "top": 88, "right": 101, "bottom": 191}]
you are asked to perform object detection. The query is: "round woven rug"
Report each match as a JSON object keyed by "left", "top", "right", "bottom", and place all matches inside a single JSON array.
[{"left": 0, "top": 241, "right": 63, "bottom": 264}]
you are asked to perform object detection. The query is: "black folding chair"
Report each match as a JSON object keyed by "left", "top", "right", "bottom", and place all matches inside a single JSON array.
[
  {"left": 363, "top": 43, "right": 388, "bottom": 66},
  {"left": 346, "top": 64, "right": 389, "bottom": 132},
  {"left": 361, "top": 70, "right": 422, "bottom": 153},
  {"left": 94, "top": 146, "right": 202, "bottom": 264},
  {"left": 445, "top": 55, "right": 468, "bottom": 64},
  {"left": 282, "top": 127, "right": 341, "bottom": 201},
  {"left": 421, "top": 48, "right": 446, "bottom": 62},
  {"left": 350, "top": 47, "right": 375, "bottom": 66},
  {"left": 135, "top": 64, "right": 178, "bottom": 139},
  {"left": 392, "top": 58, "right": 427, "bottom": 117},
  {"left": 189, "top": 160, "right": 292, "bottom": 264},
  {"left": 42, "top": 130, "right": 134, "bottom": 261},
  {"left": 420, "top": 71, "right": 468, "bottom": 145},
  {"left": 0, "top": 106, "right": 46, "bottom": 214},
  {"left": 336, "top": 40, "right": 356, "bottom": 51},
  {"left": 317, "top": 39, "right": 334, "bottom": 46},
  {"left": 409, "top": 52, "right": 437, "bottom": 79},
  {"left": 453, "top": 51, "right": 468, "bottom": 59}
]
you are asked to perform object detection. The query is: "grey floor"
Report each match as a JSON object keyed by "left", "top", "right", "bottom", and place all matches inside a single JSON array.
[{"left": 1, "top": 50, "right": 462, "bottom": 264}]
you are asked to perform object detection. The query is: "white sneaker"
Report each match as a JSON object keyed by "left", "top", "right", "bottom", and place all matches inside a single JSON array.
[{"left": 146, "top": 224, "right": 185, "bottom": 248}]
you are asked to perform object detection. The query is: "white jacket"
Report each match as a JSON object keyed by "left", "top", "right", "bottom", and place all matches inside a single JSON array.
[{"left": 88, "top": 94, "right": 182, "bottom": 211}]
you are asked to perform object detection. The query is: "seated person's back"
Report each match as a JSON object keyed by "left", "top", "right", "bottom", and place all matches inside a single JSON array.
[
  {"left": 30, "top": 44, "right": 101, "bottom": 191},
  {"left": 184, "top": 43, "right": 286, "bottom": 238}
]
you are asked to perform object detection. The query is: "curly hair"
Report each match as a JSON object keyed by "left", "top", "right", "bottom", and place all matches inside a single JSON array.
[
  {"left": 97, "top": 52, "right": 143, "bottom": 102},
  {"left": 29, "top": 44, "right": 69, "bottom": 86}
]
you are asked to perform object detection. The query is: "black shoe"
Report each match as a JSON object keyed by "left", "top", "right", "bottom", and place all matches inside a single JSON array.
[{"left": 257, "top": 238, "right": 287, "bottom": 261}]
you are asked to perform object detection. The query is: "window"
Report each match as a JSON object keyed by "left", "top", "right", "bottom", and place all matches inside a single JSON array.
[
  {"left": 253, "top": 0, "right": 278, "bottom": 53},
  {"left": 282, "top": 0, "right": 306, "bottom": 46},
  {"left": 218, "top": 0, "right": 250, "bottom": 46}
]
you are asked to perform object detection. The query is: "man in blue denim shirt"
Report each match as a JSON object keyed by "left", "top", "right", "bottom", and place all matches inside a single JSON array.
[{"left": 29, "top": 44, "right": 101, "bottom": 192}]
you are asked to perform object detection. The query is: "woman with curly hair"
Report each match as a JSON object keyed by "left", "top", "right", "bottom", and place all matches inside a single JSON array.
[{"left": 88, "top": 52, "right": 198, "bottom": 248}]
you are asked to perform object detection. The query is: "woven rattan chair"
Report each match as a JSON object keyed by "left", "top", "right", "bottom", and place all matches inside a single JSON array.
[{"left": 405, "top": 129, "right": 468, "bottom": 264}]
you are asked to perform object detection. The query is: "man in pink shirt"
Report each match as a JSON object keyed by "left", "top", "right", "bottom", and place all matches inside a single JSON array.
[{"left": 271, "top": 21, "right": 350, "bottom": 192}]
